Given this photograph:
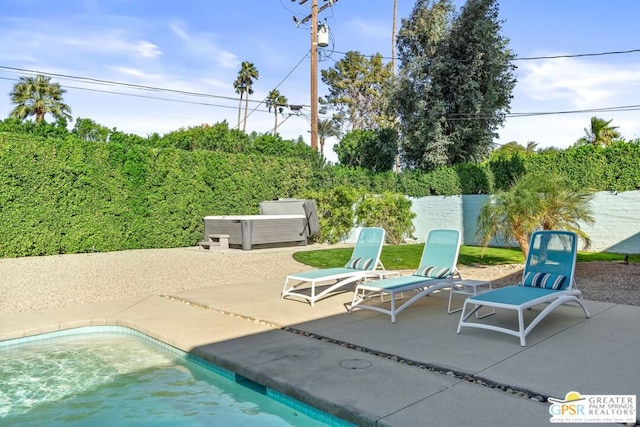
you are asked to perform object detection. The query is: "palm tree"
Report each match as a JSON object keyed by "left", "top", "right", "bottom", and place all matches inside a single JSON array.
[
  {"left": 476, "top": 171, "right": 594, "bottom": 258},
  {"left": 10, "top": 74, "right": 72, "bottom": 123},
  {"left": 525, "top": 141, "right": 538, "bottom": 153},
  {"left": 495, "top": 141, "right": 526, "bottom": 155},
  {"left": 233, "top": 77, "right": 245, "bottom": 130},
  {"left": 578, "top": 116, "right": 621, "bottom": 146},
  {"left": 317, "top": 118, "right": 341, "bottom": 157},
  {"left": 265, "top": 89, "right": 288, "bottom": 135},
  {"left": 235, "top": 61, "right": 259, "bottom": 132}
]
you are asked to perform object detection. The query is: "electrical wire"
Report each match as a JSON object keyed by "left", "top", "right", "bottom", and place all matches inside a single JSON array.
[
  {"left": 331, "top": 47, "right": 640, "bottom": 63},
  {"left": 238, "top": 51, "right": 310, "bottom": 129},
  {"left": 3, "top": 44, "right": 640, "bottom": 127}
]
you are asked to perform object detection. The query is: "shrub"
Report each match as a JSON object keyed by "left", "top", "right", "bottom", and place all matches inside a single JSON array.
[{"left": 355, "top": 192, "right": 416, "bottom": 244}]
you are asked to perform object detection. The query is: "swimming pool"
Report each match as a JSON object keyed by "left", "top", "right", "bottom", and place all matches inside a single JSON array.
[{"left": 0, "top": 326, "right": 353, "bottom": 426}]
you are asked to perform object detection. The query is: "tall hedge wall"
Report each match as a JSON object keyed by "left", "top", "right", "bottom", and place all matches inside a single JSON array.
[
  {"left": 1, "top": 128, "right": 639, "bottom": 258},
  {"left": 0, "top": 133, "right": 313, "bottom": 257}
]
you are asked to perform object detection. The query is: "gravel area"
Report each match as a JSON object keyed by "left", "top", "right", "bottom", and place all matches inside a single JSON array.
[
  {"left": 457, "top": 261, "right": 640, "bottom": 306},
  {"left": 1, "top": 245, "right": 638, "bottom": 316}
]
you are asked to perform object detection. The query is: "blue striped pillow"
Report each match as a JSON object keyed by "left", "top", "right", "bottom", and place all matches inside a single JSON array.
[
  {"left": 415, "top": 266, "right": 451, "bottom": 279},
  {"left": 521, "top": 272, "right": 567, "bottom": 290},
  {"left": 345, "top": 257, "right": 374, "bottom": 270}
]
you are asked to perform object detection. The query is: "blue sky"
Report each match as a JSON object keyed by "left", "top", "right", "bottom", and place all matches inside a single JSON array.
[{"left": 1, "top": 0, "right": 639, "bottom": 162}]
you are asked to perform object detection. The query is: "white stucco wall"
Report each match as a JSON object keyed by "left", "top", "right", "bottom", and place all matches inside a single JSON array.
[{"left": 408, "top": 190, "right": 640, "bottom": 254}]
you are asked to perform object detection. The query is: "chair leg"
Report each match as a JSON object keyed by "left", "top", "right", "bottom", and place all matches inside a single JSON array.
[{"left": 518, "top": 309, "right": 526, "bottom": 346}]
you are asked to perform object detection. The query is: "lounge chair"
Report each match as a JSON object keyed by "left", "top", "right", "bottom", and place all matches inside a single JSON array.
[
  {"left": 347, "top": 229, "right": 461, "bottom": 323},
  {"left": 281, "top": 227, "right": 386, "bottom": 306},
  {"left": 457, "top": 230, "right": 590, "bottom": 346}
]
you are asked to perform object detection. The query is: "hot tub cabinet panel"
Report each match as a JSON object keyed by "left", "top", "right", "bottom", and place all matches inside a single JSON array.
[{"left": 203, "top": 215, "right": 309, "bottom": 250}]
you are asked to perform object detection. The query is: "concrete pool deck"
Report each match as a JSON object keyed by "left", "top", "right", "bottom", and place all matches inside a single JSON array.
[{"left": 1, "top": 248, "right": 638, "bottom": 426}]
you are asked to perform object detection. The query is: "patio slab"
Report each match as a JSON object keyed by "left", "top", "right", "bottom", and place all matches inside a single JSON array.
[{"left": 1, "top": 269, "right": 637, "bottom": 426}]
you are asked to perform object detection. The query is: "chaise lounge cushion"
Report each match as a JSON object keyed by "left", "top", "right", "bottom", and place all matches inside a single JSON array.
[
  {"left": 415, "top": 265, "right": 451, "bottom": 279},
  {"left": 345, "top": 257, "right": 374, "bottom": 270},
  {"left": 521, "top": 272, "right": 567, "bottom": 290}
]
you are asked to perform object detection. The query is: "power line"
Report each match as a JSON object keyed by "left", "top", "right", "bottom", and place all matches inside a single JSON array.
[
  {"left": 0, "top": 60, "right": 314, "bottom": 113},
  {"left": 330, "top": 47, "right": 640, "bottom": 63},
  {"left": 239, "top": 51, "right": 310, "bottom": 129},
  {"left": 516, "top": 48, "right": 640, "bottom": 61},
  {"left": 443, "top": 104, "right": 640, "bottom": 122},
  {"left": 3, "top": 55, "right": 639, "bottom": 127},
  {"left": 0, "top": 65, "right": 244, "bottom": 103}
]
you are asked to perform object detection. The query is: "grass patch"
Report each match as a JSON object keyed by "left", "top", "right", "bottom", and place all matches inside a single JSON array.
[{"left": 293, "top": 244, "right": 639, "bottom": 270}]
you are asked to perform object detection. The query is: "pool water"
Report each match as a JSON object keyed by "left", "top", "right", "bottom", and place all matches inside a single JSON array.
[{"left": 0, "top": 328, "right": 350, "bottom": 426}]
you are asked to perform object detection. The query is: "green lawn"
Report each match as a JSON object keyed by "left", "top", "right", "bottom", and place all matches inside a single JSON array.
[{"left": 292, "top": 244, "right": 639, "bottom": 270}]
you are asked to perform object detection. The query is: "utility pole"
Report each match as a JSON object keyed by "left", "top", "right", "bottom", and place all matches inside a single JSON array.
[
  {"left": 293, "top": 0, "right": 338, "bottom": 152},
  {"left": 392, "top": 0, "right": 400, "bottom": 173},
  {"left": 310, "top": 0, "right": 318, "bottom": 151}
]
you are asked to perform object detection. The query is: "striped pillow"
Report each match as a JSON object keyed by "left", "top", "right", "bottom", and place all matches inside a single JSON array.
[
  {"left": 345, "top": 257, "right": 374, "bottom": 270},
  {"left": 415, "top": 266, "right": 451, "bottom": 279},
  {"left": 521, "top": 272, "right": 567, "bottom": 290}
]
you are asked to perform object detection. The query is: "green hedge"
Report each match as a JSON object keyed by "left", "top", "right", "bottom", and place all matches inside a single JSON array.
[
  {"left": 1, "top": 127, "right": 638, "bottom": 257},
  {"left": 0, "top": 133, "right": 313, "bottom": 257}
]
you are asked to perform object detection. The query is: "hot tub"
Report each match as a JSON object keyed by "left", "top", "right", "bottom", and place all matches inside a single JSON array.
[{"left": 203, "top": 214, "right": 308, "bottom": 250}]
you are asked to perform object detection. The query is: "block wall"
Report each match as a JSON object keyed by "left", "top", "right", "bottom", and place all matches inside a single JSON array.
[{"left": 408, "top": 190, "right": 640, "bottom": 254}]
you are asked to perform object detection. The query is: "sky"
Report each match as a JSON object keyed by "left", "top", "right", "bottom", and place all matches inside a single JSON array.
[{"left": 1, "top": 0, "right": 639, "bottom": 163}]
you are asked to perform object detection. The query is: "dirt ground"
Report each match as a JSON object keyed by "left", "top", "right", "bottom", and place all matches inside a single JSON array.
[{"left": 458, "top": 261, "right": 640, "bottom": 307}]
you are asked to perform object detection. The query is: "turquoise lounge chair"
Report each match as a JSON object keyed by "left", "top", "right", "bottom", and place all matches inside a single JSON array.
[
  {"left": 281, "top": 227, "right": 386, "bottom": 306},
  {"left": 348, "top": 229, "right": 461, "bottom": 323},
  {"left": 457, "top": 230, "right": 590, "bottom": 346}
]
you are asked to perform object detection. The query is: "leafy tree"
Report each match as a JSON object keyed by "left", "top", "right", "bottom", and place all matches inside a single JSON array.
[
  {"left": 334, "top": 128, "right": 397, "bottom": 172},
  {"left": 317, "top": 118, "right": 341, "bottom": 158},
  {"left": 9, "top": 74, "right": 72, "bottom": 123},
  {"left": 72, "top": 118, "right": 111, "bottom": 142},
  {"left": 320, "top": 50, "right": 394, "bottom": 131},
  {"left": 394, "top": 0, "right": 516, "bottom": 170},
  {"left": 577, "top": 116, "right": 622, "bottom": 146},
  {"left": 235, "top": 61, "right": 259, "bottom": 132},
  {"left": 265, "top": 89, "right": 288, "bottom": 135},
  {"left": 0, "top": 116, "right": 71, "bottom": 139},
  {"left": 393, "top": 0, "right": 456, "bottom": 170},
  {"left": 476, "top": 171, "right": 594, "bottom": 258}
]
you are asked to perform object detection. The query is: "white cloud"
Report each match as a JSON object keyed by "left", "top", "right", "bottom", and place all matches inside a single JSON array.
[
  {"left": 110, "top": 66, "right": 163, "bottom": 81},
  {"left": 518, "top": 57, "right": 640, "bottom": 108},
  {"left": 169, "top": 21, "right": 239, "bottom": 69},
  {"left": 344, "top": 18, "right": 389, "bottom": 41},
  {"left": 498, "top": 56, "right": 640, "bottom": 148},
  {"left": 133, "top": 40, "right": 162, "bottom": 59}
]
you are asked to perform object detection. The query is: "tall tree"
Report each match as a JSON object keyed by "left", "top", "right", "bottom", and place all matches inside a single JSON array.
[
  {"left": 233, "top": 77, "right": 245, "bottom": 130},
  {"left": 393, "top": 0, "right": 516, "bottom": 170},
  {"left": 320, "top": 51, "right": 394, "bottom": 131},
  {"left": 265, "top": 89, "right": 288, "bottom": 135},
  {"left": 441, "top": 0, "right": 516, "bottom": 164},
  {"left": 334, "top": 128, "right": 397, "bottom": 172},
  {"left": 393, "top": 0, "right": 456, "bottom": 170},
  {"left": 235, "top": 61, "right": 259, "bottom": 132},
  {"left": 9, "top": 74, "right": 72, "bottom": 123},
  {"left": 317, "top": 118, "right": 341, "bottom": 157},
  {"left": 577, "top": 116, "right": 622, "bottom": 146}
]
